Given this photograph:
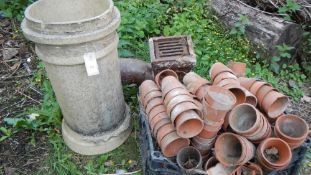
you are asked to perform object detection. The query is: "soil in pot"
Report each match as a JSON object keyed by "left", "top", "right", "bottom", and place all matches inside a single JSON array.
[{"left": 264, "top": 147, "right": 279, "bottom": 163}]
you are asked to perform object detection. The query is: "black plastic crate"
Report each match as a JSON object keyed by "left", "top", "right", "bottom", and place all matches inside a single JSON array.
[{"left": 138, "top": 101, "right": 310, "bottom": 175}]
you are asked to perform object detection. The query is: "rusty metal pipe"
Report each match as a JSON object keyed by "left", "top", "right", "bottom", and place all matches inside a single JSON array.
[{"left": 119, "top": 58, "right": 154, "bottom": 85}]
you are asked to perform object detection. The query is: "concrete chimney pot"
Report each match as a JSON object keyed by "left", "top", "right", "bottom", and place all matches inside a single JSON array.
[{"left": 21, "top": 0, "right": 131, "bottom": 155}]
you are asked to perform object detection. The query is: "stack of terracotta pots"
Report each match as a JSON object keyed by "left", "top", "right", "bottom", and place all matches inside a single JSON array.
[
  {"left": 256, "top": 138, "right": 292, "bottom": 172},
  {"left": 239, "top": 77, "right": 289, "bottom": 120},
  {"left": 139, "top": 80, "right": 190, "bottom": 157},
  {"left": 161, "top": 75, "right": 204, "bottom": 138},
  {"left": 228, "top": 104, "right": 272, "bottom": 144},
  {"left": 138, "top": 62, "right": 308, "bottom": 174},
  {"left": 210, "top": 62, "right": 249, "bottom": 106},
  {"left": 215, "top": 133, "right": 256, "bottom": 166},
  {"left": 274, "top": 114, "right": 309, "bottom": 149}
]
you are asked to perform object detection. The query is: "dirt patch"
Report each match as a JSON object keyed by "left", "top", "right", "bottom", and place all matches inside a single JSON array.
[
  {"left": 264, "top": 147, "right": 279, "bottom": 163},
  {"left": 0, "top": 131, "right": 49, "bottom": 174}
]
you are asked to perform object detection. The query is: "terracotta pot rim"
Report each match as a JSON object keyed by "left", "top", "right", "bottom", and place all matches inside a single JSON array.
[
  {"left": 217, "top": 78, "right": 240, "bottom": 87},
  {"left": 210, "top": 62, "right": 235, "bottom": 80},
  {"left": 150, "top": 112, "right": 169, "bottom": 132},
  {"left": 165, "top": 94, "right": 194, "bottom": 113},
  {"left": 148, "top": 105, "right": 166, "bottom": 121},
  {"left": 257, "top": 85, "right": 277, "bottom": 108},
  {"left": 275, "top": 114, "right": 309, "bottom": 142},
  {"left": 213, "top": 71, "right": 238, "bottom": 85},
  {"left": 143, "top": 90, "right": 163, "bottom": 107},
  {"left": 155, "top": 69, "right": 178, "bottom": 87},
  {"left": 258, "top": 138, "right": 292, "bottom": 167},
  {"left": 229, "top": 103, "right": 261, "bottom": 135},
  {"left": 175, "top": 110, "right": 204, "bottom": 138},
  {"left": 140, "top": 80, "right": 160, "bottom": 98},
  {"left": 204, "top": 156, "right": 218, "bottom": 171},
  {"left": 156, "top": 123, "right": 176, "bottom": 144},
  {"left": 170, "top": 101, "right": 201, "bottom": 123},
  {"left": 152, "top": 117, "right": 171, "bottom": 137},
  {"left": 204, "top": 86, "right": 236, "bottom": 110},
  {"left": 238, "top": 77, "right": 257, "bottom": 90},
  {"left": 145, "top": 97, "right": 163, "bottom": 115},
  {"left": 249, "top": 81, "right": 270, "bottom": 96}
]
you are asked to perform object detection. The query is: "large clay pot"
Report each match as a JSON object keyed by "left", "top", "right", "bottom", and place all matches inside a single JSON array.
[
  {"left": 261, "top": 91, "right": 289, "bottom": 119},
  {"left": 223, "top": 84, "right": 246, "bottom": 105},
  {"left": 275, "top": 114, "right": 309, "bottom": 149},
  {"left": 175, "top": 110, "right": 204, "bottom": 138}
]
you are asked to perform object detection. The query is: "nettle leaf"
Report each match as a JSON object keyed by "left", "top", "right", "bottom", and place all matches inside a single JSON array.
[
  {"left": 271, "top": 63, "right": 280, "bottom": 74},
  {"left": 272, "top": 56, "right": 281, "bottom": 62}
]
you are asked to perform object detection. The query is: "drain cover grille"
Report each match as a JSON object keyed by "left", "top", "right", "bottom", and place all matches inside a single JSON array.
[{"left": 153, "top": 36, "right": 190, "bottom": 59}]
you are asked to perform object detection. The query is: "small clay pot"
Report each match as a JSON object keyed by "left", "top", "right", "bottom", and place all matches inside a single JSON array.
[
  {"left": 242, "top": 162, "right": 263, "bottom": 175},
  {"left": 249, "top": 81, "right": 270, "bottom": 96},
  {"left": 143, "top": 90, "right": 162, "bottom": 107},
  {"left": 155, "top": 69, "right": 178, "bottom": 87},
  {"left": 238, "top": 77, "right": 257, "bottom": 90},
  {"left": 256, "top": 85, "right": 277, "bottom": 108},
  {"left": 152, "top": 118, "right": 171, "bottom": 137},
  {"left": 145, "top": 97, "right": 163, "bottom": 115},
  {"left": 161, "top": 76, "right": 185, "bottom": 97},
  {"left": 202, "top": 99, "right": 228, "bottom": 122},
  {"left": 163, "top": 88, "right": 190, "bottom": 105},
  {"left": 205, "top": 86, "right": 236, "bottom": 111},
  {"left": 229, "top": 104, "right": 261, "bottom": 135},
  {"left": 149, "top": 112, "right": 169, "bottom": 132},
  {"left": 213, "top": 72, "right": 238, "bottom": 85},
  {"left": 227, "top": 61, "right": 247, "bottom": 78},
  {"left": 170, "top": 101, "right": 201, "bottom": 124},
  {"left": 215, "top": 133, "right": 255, "bottom": 166},
  {"left": 242, "top": 87, "right": 258, "bottom": 107},
  {"left": 165, "top": 94, "right": 194, "bottom": 113},
  {"left": 261, "top": 91, "right": 289, "bottom": 119},
  {"left": 204, "top": 156, "right": 218, "bottom": 171},
  {"left": 160, "top": 132, "right": 190, "bottom": 157},
  {"left": 175, "top": 110, "right": 203, "bottom": 138},
  {"left": 210, "top": 62, "right": 235, "bottom": 81},
  {"left": 177, "top": 146, "right": 202, "bottom": 171},
  {"left": 275, "top": 114, "right": 309, "bottom": 149},
  {"left": 139, "top": 80, "right": 160, "bottom": 99},
  {"left": 223, "top": 84, "right": 246, "bottom": 105},
  {"left": 148, "top": 105, "right": 166, "bottom": 121},
  {"left": 192, "top": 135, "right": 216, "bottom": 155},
  {"left": 183, "top": 72, "right": 210, "bottom": 94},
  {"left": 256, "top": 138, "right": 292, "bottom": 171},
  {"left": 156, "top": 123, "right": 176, "bottom": 144}
]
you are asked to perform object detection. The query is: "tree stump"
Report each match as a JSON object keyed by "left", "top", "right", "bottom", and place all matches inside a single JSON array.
[{"left": 211, "top": 0, "right": 303, "bottom": 58}]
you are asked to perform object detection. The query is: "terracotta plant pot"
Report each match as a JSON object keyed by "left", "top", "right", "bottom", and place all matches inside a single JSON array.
[
  {"left": 242, "top": 162, "right": 263, "bottom": 175},
  {"left": 229, "top": 104, "right": 261, "bottom": 135},
  {"left": 215, "top": 133, "right": 255, "bottom": 166},
  {"left": 205, "top": 86, "right": 236, "bottom": 111},
  {"left": 148, "top": 105, "right": 166, "bottom": 121},
  {"left": 143, "top": 90, "right": 162, "bottom": 107},
  {"left": 256, "top": 138, "right": 292, "bottom": 171},
  {"left": 241, "top": 87, "right": 257, "bottom": 106},
  {"left": 183, "top": 72, "right": 210, "bottom": 94},
  {"left": 177, "top": 146, "right": 202, "bottom": 171},
  {"left": 261, "top": 91, "right": 289, "bottom": 119},
  {"left": 227, "top": 61, "right": 247, "bottom": 77},
  {"left": 165, "top": 94, "right": 194, "bottom": 113},
  {"left": 175, "top": 110, "right": 204, "bottom": 138},
  {"left": 210, "top": 62, "right": 235, "bottom": 81},
  {"left": 275, "top": 114, "right": 309, "bottom": 149},
  {"left": 163, "top": 88, "right": 190, "bottom": 105},
  {"left": 149, "top": 112, "right": 170, "bottom": 133},
  {"left": 160, "top": 132, "right": 190, "bottom": 157},
  {"left": 204, "top": 156, "right": 218, "bottom": 171},
  {"left": 213, "top": 71, "right": 238, "bottom": 85},
  {"left": 156, "top": 123, "right": 176, "bottom": 144},
  {"left": 238, "top": 77, "right": 257, "bottom": 90},
  {"left": 139, "top": 80, "right": 160, "bottom": 99},
  {"left": 249, "top": 81, "right": 270, "bottom": 96},
  {"left": 145, "top": 97, "right": 163, "bottom": 115},
  {"left": 152, "top": 117, "right": 171, "bottom": 137},
  {"left": 169, "top": 101, "right": 201, "bottom": 124},
  {"left": 161, "top": 76, "right": 185, "bottom": 98},
  {"left": 155, "top": 69, "right": 178, "bottom": 87},
  {"left": 256, "top": 85, "right": 277, "bottom": 108},
  {"left": 223, "top": 84, "right": 246, "bottom": 105},
  {"left": 202, "top": 99, "right": 228, "bottom": 122}
]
